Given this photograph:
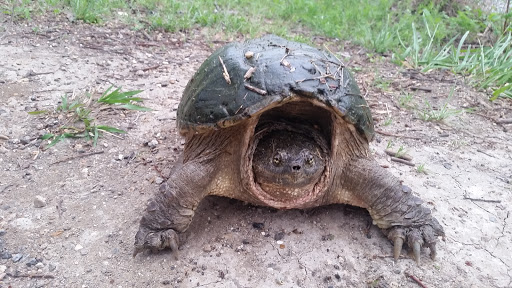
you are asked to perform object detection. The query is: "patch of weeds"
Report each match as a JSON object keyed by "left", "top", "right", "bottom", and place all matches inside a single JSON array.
[
  {"left": 417, "top": 163, "right": 427, "bottom": 174},
  {"left": 398, "top": 92, "right": 415, "bottom": 109},
  {"left": 373, "top": 76, "right": 392, "bottom": 91},
  {"left": 395, "top": 146, "right": 407, "bottom": 158},
  {"left": 98, "top": 86, "right": 150, "bottom": 111},
  {"left": 68, "top": 0, "right": 127, "bottom": 23},
  {"left": 2, "top": 0, "right": 33, "bottom": 19},
  {"left": 386, "top": 140, "right": 393, "bottom": 149},
  {"left": 30, "top": 87, "right": 148, "bottom": 149},
  {"left": 418, "top": 100, "right": 463, "bottom": 122},
  {"left": 383, "top": 117, "right": 392, "bottom": 126},
  {"left": 417, "top": 87, "right": 463, "bottom": 122}
]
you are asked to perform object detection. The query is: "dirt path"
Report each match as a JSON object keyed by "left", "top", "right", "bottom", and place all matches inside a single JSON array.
[{"left": 1, "top": 16, "right": 511, "bottom": 288}]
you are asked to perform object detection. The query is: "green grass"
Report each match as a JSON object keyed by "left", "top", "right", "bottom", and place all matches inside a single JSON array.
[
  {"left": 2, "top": 0, "right": 510, "bottom": 98},
  {"left": 30, "top": 87, "right": 148, "bottom": 149},
  {"left": 417, "top": 163, "right": 427, "bottom": 174}
]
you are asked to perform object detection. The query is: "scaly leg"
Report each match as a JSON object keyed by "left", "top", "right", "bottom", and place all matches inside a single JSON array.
[
  {"left": 133, "top": 160, "right": 213, "bottom": 257},
  {"left": 339, "top": 157, "right": 445, "bottom": 263}
]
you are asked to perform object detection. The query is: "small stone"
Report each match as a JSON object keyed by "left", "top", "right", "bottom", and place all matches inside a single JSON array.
[
  {"left": 0, "top": 265, "right": 6, "bottom": 273},
  {"left": 155, "top": 177, "right": 164, "bottom": 184},
  {"left": 48, "top": 263, "right": 56, "bottom": 271},
  {"left": 0, "top": 146, "right": 8, "bottom": 154},
  {"left": 274, "top": 231, "right": 285, "bottom": 241},
  {"left": 35, "top": 262, "right": 44, "bottom": 268},
  {"left": 34, "top": 195, "right": 47, "bottom": 208},
  {"left": 12, "top": 253, "right": 23, "bottom": 262},
  {"left": 0, "top": 273, "right": 5, "bottom": 280},
  {"left": 162, "top": 280, "right": 171, "bottom": 285},
  {"left": 245, "top": 51, "right": 254, "bottom": 59},
  {"left": 26, "top": 258, "right": 38, "bottom": 266},
  {"left": 74, "top": 244, "right": 83, "bottom": 251},
  {"left": 147, "top": 139, "right": 158, "bottom": 148},
  {"left": 135, "top": 70, "right": 144, "bottom": 76},
  {"left": 252, "top": 222, "right": 264, "bottom": 230},
  {"left": 321, "top": 234, "right": 335, "bottom": 241},
  {"left": 0, "top": 252, "right": 11, "bottom": 259},
  {"left": 202, "top": 244, "right": 213, "bottom": 253},
  {"left": 276, "top": 240, "right": 284, "bottom": 245},
  {"left": 0, "top": 229, "right": 6, "bottom": 236}
]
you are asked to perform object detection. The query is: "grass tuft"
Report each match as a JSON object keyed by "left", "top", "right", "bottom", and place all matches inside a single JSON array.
[{"left": 30, "top": 87, "right": 146, "bottom": 149}]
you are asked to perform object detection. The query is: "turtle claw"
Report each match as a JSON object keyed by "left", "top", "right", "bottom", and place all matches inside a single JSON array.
[
  {"left": 133, "top": 226, "right": 180, "bottom": 258},
  {"left": 385, "top": 218, "right": 444, "bottom": 264},
  {"left": 429, "top": 242, "right": 437, "bottom": 260},
  {"left": 412, "top": 241, "right": 421, "bottom": 264},
  {"left": 393, "top": 237, "right": 404, "bottom": 261}
]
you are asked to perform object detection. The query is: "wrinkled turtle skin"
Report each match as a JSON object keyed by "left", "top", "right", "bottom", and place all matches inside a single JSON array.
[{"left": 134, "top": 35, "right": 444, "bottom": 263}]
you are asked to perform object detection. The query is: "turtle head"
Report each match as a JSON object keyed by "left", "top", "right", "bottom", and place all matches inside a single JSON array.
[{"left": 252, "top": 128, "right": 328, "bottom": 203}]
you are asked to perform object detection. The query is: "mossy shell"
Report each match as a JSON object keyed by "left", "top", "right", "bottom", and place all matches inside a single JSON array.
[{"left": 177, "top": 35, "right": 374, "bottom": 141}]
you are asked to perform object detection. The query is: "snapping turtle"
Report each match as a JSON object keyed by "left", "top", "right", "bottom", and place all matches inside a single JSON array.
[{"left": 134, "top": 35, "right": 444, "bottom": 262}]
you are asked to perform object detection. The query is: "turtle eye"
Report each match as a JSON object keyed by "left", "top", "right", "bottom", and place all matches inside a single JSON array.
[
  {"left": 272, "top": 154, "right": 282, "bottom": 166},
  {"left": 305, "top": 156, "right": 314, "bottom": 166}
]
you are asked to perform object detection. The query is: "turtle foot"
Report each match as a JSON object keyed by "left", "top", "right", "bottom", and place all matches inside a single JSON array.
[
  {"left": 386, "top": 217, "right": 444, "bottom": 264},
  {"left": 133, "top": 225, "right": 180, "bottom": 258}
]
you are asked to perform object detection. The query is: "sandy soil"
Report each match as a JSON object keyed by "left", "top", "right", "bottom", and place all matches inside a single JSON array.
[{"left": 0, "top": 15, "right": 511, "bottom": 288}]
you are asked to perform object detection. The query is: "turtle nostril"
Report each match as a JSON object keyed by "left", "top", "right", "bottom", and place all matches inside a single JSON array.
[{"left": 292, "top": 165, "right": 301, "bottom": 171}]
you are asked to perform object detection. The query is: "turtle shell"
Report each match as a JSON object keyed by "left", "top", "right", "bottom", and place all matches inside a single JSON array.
[{"left": 177, "top": 35, "right": 374, "bottom": 141}]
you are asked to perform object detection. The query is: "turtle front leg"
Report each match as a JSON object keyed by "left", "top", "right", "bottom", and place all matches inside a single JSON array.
[
  {"left": 133, "top": 161, "right": 212, "bottom": 257},
  {"left": 338, "top": 157, "right": 445, "bottom": 263}
]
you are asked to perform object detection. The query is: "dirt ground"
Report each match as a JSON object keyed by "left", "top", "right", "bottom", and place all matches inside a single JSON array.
[{"left": 0, "top": 14, "right": 511, "bottom": 288}]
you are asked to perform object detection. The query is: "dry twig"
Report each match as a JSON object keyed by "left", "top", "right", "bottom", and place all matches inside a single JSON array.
[
  {"left": 6, "top": 273, "right": 55, "bottom": 279},
  {"left": 496, "top": 118, "right": 512, "bottom": 124},
  {"left": 410, "top": 86, "right": 432, "bottom": 92},
  {"left": 218, "top": 56, "right": 231, "bottom": 84},
  {"left": 375, "top": 130, "right": 422, "bottom": 140},
  {"left": 244, "top": 67, "right": 256, "bottom": 80},
  {"left": 405, "top": 272, "right": 428, "bottom": 288},
  {"left": 463, "top": 196, "right": 501, "bottom": 203},
  {"left": 385, "top": 149, "right": 413, "bottom": 161},
  {"left": 390, "top": 157, "right": 415, "bottom": 166},
  {"left": 244, "top": 83, "right": 267, "bottom": 95},
  {"left": 51, "top": 151, "right": 104, "bottom": 165}
]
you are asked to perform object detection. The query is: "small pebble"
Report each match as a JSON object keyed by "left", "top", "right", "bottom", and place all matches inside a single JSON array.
[
  {"left": 252, "top": 222, "right": 264, "bottom": 230},
  {"left": 276, "top": 240, "right": 284, "bottom": 245},
  {"left": 48, "top": 263, "right": 56, "bottom": 271},
  {"left": 274, "top": 231, "right": 285, "bottom": 241},
  {"left": 12, "top": 253, "right": 23, "bottom": 262},
  {"left": 147, "top": 139, "right": 158, "bottom": 148},
  {"left": 0, "top": 229, "right": 6, "bottom": 236},
  {"left": 74, "top": 244, "right": 83, "bottom": 251},
  {"left": 245, "top": 51, "right": 254, "bottom": 59},
  {"left": 0, "top": 265, "right": 6, "bottom": 273},
  {"left": 34, "top": 195, "right": 47, "bottom": 208},
  {"left": 26, "top": 258, "right": 38, "bottom": 266},
  {"left": 0, "top": 252, "right": 11, "bottom": 259}
]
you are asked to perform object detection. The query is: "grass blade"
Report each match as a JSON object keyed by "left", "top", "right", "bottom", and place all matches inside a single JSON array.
[{"left": 96, "top": 125, "right": 126, "bottom": 134}]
